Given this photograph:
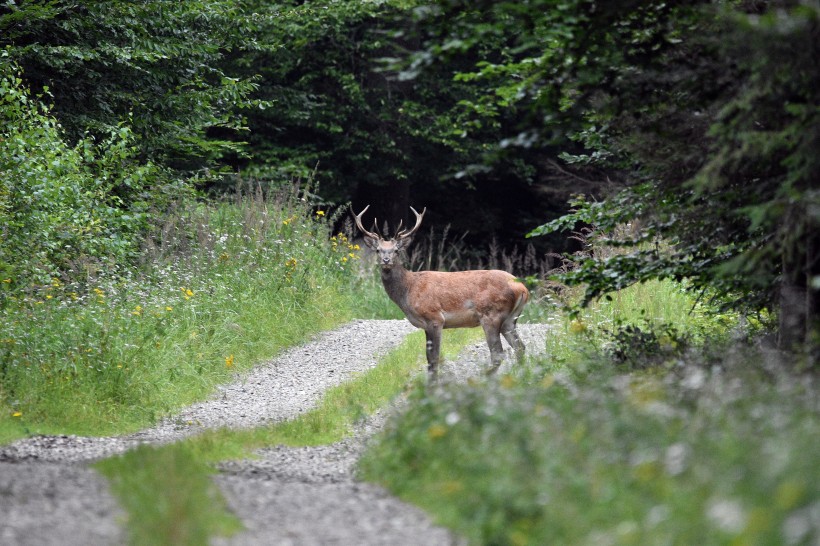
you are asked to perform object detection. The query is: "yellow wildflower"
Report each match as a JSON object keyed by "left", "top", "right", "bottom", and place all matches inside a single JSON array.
[
  {"left": 225, "top": 354, "right": 235, "bottom": 368},
  {"left": 569, "top": 319, "right": 587, "bottom": 333},
  {"left": 315, "top": 210, "right": 325, "bottom": 217},
  {"left": 12, "top": 411, "right": 22, "bottom": 418},
  {"left": 132, "top": 305, "right": 143, "bottom": 316},
  {"left": 500, "top": 374, "right": 516, "bottom": 389},
  {"left": 165, "top": 306, "right": 173, "bottom": 311},
  {"left": 427, "top": 424, "right": 447, "bottom": 440},
  {"left": 541, "top": 374, "right": 556, "bottom": 389},
  {"left": 441, "top": 481, "right": 463, "bottom": 495}
]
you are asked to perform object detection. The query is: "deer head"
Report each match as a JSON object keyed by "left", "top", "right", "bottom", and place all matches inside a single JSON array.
[{"left": 353, "top": 205, "right": 426, "bottom": 268}]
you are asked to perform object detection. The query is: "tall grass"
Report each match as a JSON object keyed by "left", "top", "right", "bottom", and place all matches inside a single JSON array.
[
  {"left": 0, "top": 183, "right": 366, "bottom": 441},
  {"left": 519, "top": 278, "right": 738, "bottom": 372},
  {"left": 360, "top": 278, "right": 820, "bottom": 546},
  {"left": 360, "top": 347, "right": 819, "bottom": 546}
]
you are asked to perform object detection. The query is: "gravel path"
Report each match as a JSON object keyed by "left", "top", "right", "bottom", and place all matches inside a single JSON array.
[{"left": 0, "top": 320, "right": 551, "bottom": 545}]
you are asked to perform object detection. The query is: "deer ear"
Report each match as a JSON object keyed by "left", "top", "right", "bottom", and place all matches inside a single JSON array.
[
  {"left": 363, "top": 235, "right": 380, "bottom": 250},
  {"left": 395, "top": 236, "right": 413, "bottom": 250}
]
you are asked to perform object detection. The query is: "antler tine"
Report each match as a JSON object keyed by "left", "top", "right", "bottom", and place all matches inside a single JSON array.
[
  {"left": 396, "top": 206, "right": 427, "bottom": 239},
  {"left": 352, "top": 205, "right": 380, "bottom": 240}
]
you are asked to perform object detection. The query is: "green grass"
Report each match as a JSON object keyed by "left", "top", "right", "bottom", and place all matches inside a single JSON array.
[
  {"left": 0, "top": 190, "right": 362, "bottom": 443},
  {"left": 96, "top": 443, "right": 243, "bottom": 546},
  {"left": 359, "top": 279, "right": 820, "bottom": 546},
  {"left": 351, "top": 268, "right": 407, "bottom": 320},
  {"left": 518, "top": 279, "right": 736, "bottom": 372}
]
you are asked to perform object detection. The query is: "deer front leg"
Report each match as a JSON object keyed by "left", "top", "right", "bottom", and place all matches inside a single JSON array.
[{"left": 425, "top": 325, "right": 443, "bottom": 381}]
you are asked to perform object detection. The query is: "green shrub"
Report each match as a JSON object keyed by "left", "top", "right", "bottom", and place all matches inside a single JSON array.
[
  {"left": 0, "top": 61, "right": 173, "bottom": 289},
  {"left": 360, "top": 347, "right": 819, "bottom": 545},
  {"left": 360, "top": 278, "right": 817, "bottom": 545}
]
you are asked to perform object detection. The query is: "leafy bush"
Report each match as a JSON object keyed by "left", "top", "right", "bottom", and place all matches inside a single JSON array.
[
  {"left": 603, "top": 320, "right": 688, "bottom": 370},
  {"left": 0, "top": 1, "right": 259, "bottom": 170},
  {"left": 0, "top": 61, "right": 168, "bottom": 289},
  {"left": 361, "top": 348, "right": 820, "bottom": 546}
]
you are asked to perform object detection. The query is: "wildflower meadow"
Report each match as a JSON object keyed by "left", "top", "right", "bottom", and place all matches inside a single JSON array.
[{"left": 0, "top": 185, "right": 369, "bottom": 440}]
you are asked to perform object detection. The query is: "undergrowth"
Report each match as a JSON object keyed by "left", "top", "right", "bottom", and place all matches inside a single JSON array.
[
  {"left": 0, "top": 184, "right": 364, "bottom": 442},
  {"left": 360, "top": 280, "right": 820, "bottom": 546},
  {"left": 360, "top": 345, "right": 819, "bottom": 546}
]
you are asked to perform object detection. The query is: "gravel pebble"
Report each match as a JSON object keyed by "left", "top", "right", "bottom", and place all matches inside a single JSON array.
[{"left": 0, "top": 461, "right": 125, "bottom": 546}]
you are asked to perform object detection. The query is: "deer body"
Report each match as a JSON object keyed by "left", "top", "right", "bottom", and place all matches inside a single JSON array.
[{"left": 355, "top": 206, "right": 529, "bottom": 379}]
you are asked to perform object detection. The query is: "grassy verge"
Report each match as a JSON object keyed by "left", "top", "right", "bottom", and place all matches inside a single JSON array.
[
  {"left": 96, "top": 443, "right": 243, "bottom": 546},
  {"left": 359, "top": 281, "right": 820, "bottom": 545},
  {"left": 0, "top": 187, "right": 362, "bottom": 443},
  {"left": 95, "top": 326, "right": 482, "bottom": 545}
]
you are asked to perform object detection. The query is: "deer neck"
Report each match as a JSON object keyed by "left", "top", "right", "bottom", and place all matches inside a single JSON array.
[{"left": 380, "top": 263, "right": 412, "bottom": 308}]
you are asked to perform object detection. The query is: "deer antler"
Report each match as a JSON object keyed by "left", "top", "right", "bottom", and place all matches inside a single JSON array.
[
  {"left": 352, "top": 205, "right": 381, "bottom": 240},
  {"left": 396, "top": 206, "right": 426, "bottom": 240}
]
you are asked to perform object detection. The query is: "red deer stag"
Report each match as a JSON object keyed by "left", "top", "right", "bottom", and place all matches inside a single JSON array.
[{"left": 354, "top": 205, "right": 529, "bottom": 380}]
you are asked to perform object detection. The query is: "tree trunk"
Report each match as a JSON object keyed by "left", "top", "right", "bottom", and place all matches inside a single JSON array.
[
  {"left": 778, "top": 206, "right": 820, "bottom": 365},
  {"left": 778, "top": 280, "right": 806, "bottom": 351},
  {"left": 806, "top": 227, "right": 819, "bottom": 365}
]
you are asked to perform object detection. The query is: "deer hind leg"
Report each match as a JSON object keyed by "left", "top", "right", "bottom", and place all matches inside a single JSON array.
[
  {"left": 481, "top": 318, "right": 505, "bottom": 374},
  {"left": 425, "top": 325, "right": 443, "bottom": 381},
  {"left": 501, "top": 317, "right": 526, "bottom": 363}
]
